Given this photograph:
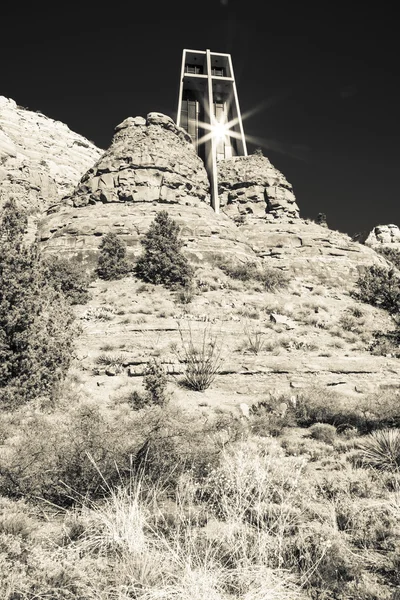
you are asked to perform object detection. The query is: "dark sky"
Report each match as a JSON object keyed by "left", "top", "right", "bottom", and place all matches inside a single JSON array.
[{"left": 1, "top": 4, "right": 399, "bottom": 237}]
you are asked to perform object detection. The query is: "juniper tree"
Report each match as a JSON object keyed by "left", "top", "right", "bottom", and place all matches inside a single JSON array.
[
  {"left": 135, "top": 210, "right": 193, "bottom": 289},
  {"left": 0, "top": 199, "right": 75, "bottom": 406},
  {"left": 96, "top": 232, "right": 130, "bottom": 280}
]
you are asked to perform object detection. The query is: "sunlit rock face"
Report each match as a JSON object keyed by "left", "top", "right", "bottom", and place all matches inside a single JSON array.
[
  {"left": 217, "top": 154, "right": 300, "bottom": 223},
  {"left": 364, "top": 224, "right": 400, "bottom": 247},
  {"left": 70, "top": 112, "right": 210, "bottom": 208},
  {"left": 37, "top": 109, "right": 386, "bottom": 281},
  {"left": 38, "top": 113, "right": 254, "bottom": 267},
  {"left": 0, "top": 96, "right": 102, "bottom": 213}
]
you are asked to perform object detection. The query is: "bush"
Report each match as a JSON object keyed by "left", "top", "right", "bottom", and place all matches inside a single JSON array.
[
  {"left": 97, "top": 232, "right": 130, "bottom": 280},
  {"left": 309, "top": 423, "right": 337, "bottom": 445},
  {"left": 376, "top": 246, "right": 400, "bottom": 271},
  {"left": 135, "top": 211, "right": 194, "bottom": 290},
  {"left": 212, "top": 256, "right": 289, "bottom": 291},
  {"left": 43, "top": 255, "right": 91, "bottom": 304},
  {"left": 0, "top": 199, "right": 75, "bottom": 406},
  {"left": 0, "top": 402, "right": 141, "bottom": 505},
  {"left": 355, "top": 265, "right": 400, "bottom": 314},
  {"left": 295, "top": 388, "right": 400, "bottom": 434},
  {"left": 127, "top": 360, "right": 169, "bottom": 410}
]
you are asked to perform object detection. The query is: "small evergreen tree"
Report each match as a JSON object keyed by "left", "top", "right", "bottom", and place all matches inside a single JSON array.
[
  {"left": 355, "top": 265, "right": 400, "bottom": 314},
  {"left": 316, "top": 212, "right": 328, "bottom": 227},
  {"left": 0, "top": 199, "right": 75, "bottom": 406},
  {"left": 96, "top": 232, "right": 130, "bottom": 280},
  {"left": 135, "top": 211, "right": 194, "bottom": 289},
  {"left": 43, "top": 255, "right": 91, "bottom": 304}
]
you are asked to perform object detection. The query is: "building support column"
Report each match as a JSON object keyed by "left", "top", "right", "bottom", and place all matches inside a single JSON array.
[{"left": 206, "top": 49, "right": 219, "bottom": 214}]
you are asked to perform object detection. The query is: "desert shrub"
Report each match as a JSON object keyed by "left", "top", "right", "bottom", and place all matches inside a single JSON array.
[
  {"left": 283, "top": 521, "right": 362, "bottom": 595},
  {"left": 174, "top": 324, "right": 223, "bottom": 391},
  {"left": 309, "top": 422, "right": 337, "bottom": 445},
  {"left": 242, "top": 322, "right": 266, "bottom": 354},
  {"left": 293, "top": 388, "right": 400, "bottom": 434},
  {"left": 315, "top": 212, "right": 328, "bottom": 227},
  {"left": 358, "top": 428, "right": 400, "bottom": 471},
  {"left": 212, "top": 256, "right": 289, "bottom": 291},
  {"left": 0, "top": 199, "right": 76, "bottom": 406},
  {"left": 0, "top": 402, "right": 141, "bottom": 505},
  {"left": 132, "top": 404, "right": 229, "bottom": 486},
  {"left": 135, "top": 211, "right": 194, "bottom": 289},
  {"left": 95, "top": 352, "right": 126, "bottom": 374},
  {"left": 174, "top": 284, "right": 196, "bottom": 305},
  {"left": 127, "top": 360, "right": 169, "bottom": 410},
  {"left": 43, "top": 255, "right": 91, "bottom": 304},
  {"left": 376, "top": 245, "right": 400, "bottom": 270},
  {"left": 369, "top": 330, "right": 400, "bottom": 356},
  {"left": 250, "top": 396, "right": 296, "bottom": 436},
  {"left": 96, "top": 232, "right": 130, "bottom": 280},
  {"left": 355, "top": 264, "right": 400, "bottom": 314}
]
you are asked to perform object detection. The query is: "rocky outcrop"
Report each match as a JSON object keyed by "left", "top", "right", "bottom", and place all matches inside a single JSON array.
[
  {"left": 38, "top": 113, "right": 254, "bottom": 267},
  {"left": 238, "top": 219, "right": 387, "bottom": 286},
  {"left": 0, "top": 96, "right": 102, "bottom": 213},
  {"left": 364, "top": 224, "right": 400, "bottom": 247},
  {"left": 38, "top": 111, "right": 387, "bottom": 282},
  {"left": 218, "top": 154, "right": 300, "bottom": 222},
  {"left": 70, "top": 112, "right": 209, "bottom": 208}
]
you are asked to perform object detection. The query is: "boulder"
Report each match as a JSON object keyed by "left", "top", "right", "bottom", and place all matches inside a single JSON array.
[
  {"left": 217, "top": 153, "right": 300, "bottom": 222},
  {"left": 364, "top": 224, "right": 400, "bottom": 247}
]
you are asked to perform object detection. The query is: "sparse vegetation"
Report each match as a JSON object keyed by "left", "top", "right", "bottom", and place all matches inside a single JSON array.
[
  {"left": 212, "top": 256, "right": 290, "bottom": 292},
  {"left": 2, "top": 197, "right": 400, "bottom": 599},
  {"left": 135, "top": 210, "right": 194, "bottom": 290}
]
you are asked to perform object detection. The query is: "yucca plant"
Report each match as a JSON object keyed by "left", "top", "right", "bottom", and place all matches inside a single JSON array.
[{"left": 358, "top": 428, "right": 400, "bottom": 471}]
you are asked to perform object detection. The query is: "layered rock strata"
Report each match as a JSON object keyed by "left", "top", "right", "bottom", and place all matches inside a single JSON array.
[
  {"left": 218, "top": 154, "right": 300, "bottom": 222},
  {"left": 0, "top": 96, "right": 102, "bottom": 212},
  {"left": 37, "top": 110, "right": 387, "bottom": 282},
  {"left": 39, "top": 113, "right": 254, "bottom": 266}
]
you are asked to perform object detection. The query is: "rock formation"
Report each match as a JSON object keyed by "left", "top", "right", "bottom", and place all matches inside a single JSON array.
[
  {"left": 37, "top": 111, "right": 387, "bottom": 285},
  {"left": 0, "top": 96, "right": 102, "bottom": 213},
  {"left": 218, "top": 153, "right": 300, "bottom": 222},
  {"left": 38, "top": 113, "right": 253, "bottom": 266},
  {"left": 364, "top": 224, "right": 400, "bottom": 247}
]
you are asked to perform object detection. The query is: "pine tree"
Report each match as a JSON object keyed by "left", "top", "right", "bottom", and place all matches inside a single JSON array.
[
  {"left": 96, "top": 232, "right": 130, "bottom": 280},
  {"left": 135, "top": 211, "right": 194, "bottom": 289},
  {"left": 0, "top": 199, "right": 75, "bottom": 406}
]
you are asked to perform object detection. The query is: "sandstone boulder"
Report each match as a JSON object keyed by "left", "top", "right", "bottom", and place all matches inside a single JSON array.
[
  {"left": 217, "top": 153, "right": 300, "bottom": 222},
  {"left": 71, "top": 111, "right": 208, "bottom": 208},
  {"left": 364, "top": 224, "right": 400, "bottom": 247},
  {"left": 0, "top": 96, "right": 102, "bottom": 213}
]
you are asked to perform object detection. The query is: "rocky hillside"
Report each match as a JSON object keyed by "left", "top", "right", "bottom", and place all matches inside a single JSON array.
[
  {"left": 2, "top": 104, "right": 398, "bottom": 401},
  {"left": 38, "top": 111, "right": 386, "bottom": 288},
  {"left": 0, "top": 96, "right": 102, "bottom": 213}
]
